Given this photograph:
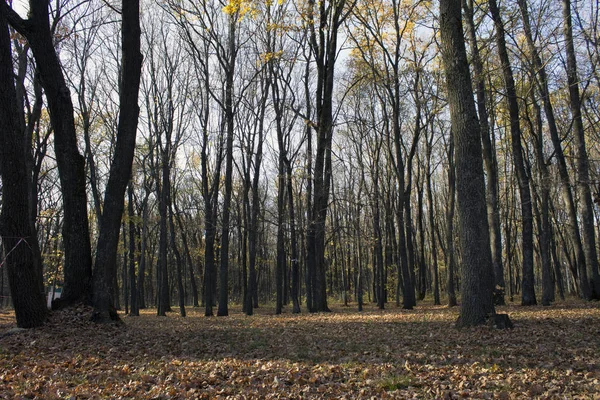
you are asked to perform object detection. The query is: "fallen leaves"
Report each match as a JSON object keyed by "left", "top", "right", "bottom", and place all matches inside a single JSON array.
[{"left": 0, "top": 300, "right": 599, "bottom": 398}]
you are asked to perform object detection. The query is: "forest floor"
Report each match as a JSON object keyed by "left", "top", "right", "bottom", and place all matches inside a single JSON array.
[{"left": 0, "top": 300, "right": 599, "bottom": 399}]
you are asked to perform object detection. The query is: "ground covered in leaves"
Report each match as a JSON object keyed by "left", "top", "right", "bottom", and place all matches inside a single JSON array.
[{"left": 1, "top": 300, "right": 599, "bottom": 399}]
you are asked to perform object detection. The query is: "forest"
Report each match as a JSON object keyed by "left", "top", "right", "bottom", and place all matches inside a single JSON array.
[
  {"left": 1, "top": 0, "right": 600, "bottom": 397},
  {"left": 1, "top": 0, "right": 600, "bottom": 325}
]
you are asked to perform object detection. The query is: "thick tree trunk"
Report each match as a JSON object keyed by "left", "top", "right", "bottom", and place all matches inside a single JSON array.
[
  {"left": 1, "top": 1, "right": 93, "bottom": 308},
  {"left": 0, "top": 13, "right": 47, "bottom": 328},
  {"left": 91, "top": 0, "right": 142, "bottom": 322},
  {"left": 551, "top": 234, "right": 566, "bottom": 300},
  {"left": 202, "top": 124, "right": 222, "bottom": 316},
  {"left": 356, "top": 201, "right": 364, "bottom": 312},
  {"left": 439, "top": 0, "right": 495, "bottom": 326}
]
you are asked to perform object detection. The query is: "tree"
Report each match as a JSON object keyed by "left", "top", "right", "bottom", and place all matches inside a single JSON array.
[
  {"left": 439, "top": 0, "right": 495, "bottom": 327},
  {"left": 444, "top": 127, "right": 457, "bottom": 307},
  {"left": 0, "top": 11, "right": 47, "bottom": 328},
  {"left": 91, "top": 0, "right": 142, "bottom": 322},
  {"left": 239, "top": 76, "right": 268, "bottom": 315},
  {"left": 346, "top": 0, "right": 425, "bottom": 309},
  {"left": 425, "top": 109, "right": 440, "bottom": 305},
  {"left": 304, "top": 0, "right": 354, "bottom": 312},
  {"left": 1, "top": 0, "right": 93, "bottom": 308},
  {"left": 488, "top": 0, "right": 536, "bottom": 306},
  {"left": 127, "top": 183, "right": 139, "bottom": 316},
  {"left": 517, "top": 0, "right": 584, "bottom": 303},
  {"left": 216, "top": 3, "right": 240, "bottom": 318},
  {"left": 562, "top": 0, "right": 600, "bottom": 299},
  {"left": 462, "top": 0, "right": 504, "bottom": 304}
]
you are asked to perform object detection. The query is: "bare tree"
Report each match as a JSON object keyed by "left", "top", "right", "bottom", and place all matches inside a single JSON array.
[
  {"left": 488, "top": 0, "right": 536, "bottom": 306},
  {"left": 91, "top": 0, "right": 142, "bottom": 322},
  {"left": 562, "top": 0, "right": 600, "bottom": 299},
  {"left": 0, "top": 11, "right": 47, "bottom": 328},
  {"left": 1, "top": 0, "right": 93, "bottom": 308},
  {"left": 439, "top": 0, "right": 495, "bottom": 326}
]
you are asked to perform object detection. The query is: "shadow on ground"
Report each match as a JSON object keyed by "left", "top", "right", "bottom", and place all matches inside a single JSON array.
[{"left": 0, "top": 301, "right": 598, "bottom": 398}]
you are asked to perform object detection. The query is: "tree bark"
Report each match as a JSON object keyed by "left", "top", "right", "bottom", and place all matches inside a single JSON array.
[
  {"left": 518, "top": 0, "right": 588, "bottom": 301},
  {"left": 169, "top": 204, "right": 186, "bottom": 317},
  {"left": 0, "top": 12, "right": 47, "bottom": 328},
  {"left": 426, "top": 129, "right": 440, "bottom": 305},
  {"left": 463, "top": 0, "right": 504, "bottom": 304},
  {"left": 526, "top": 92, "right": 553, "bottom": 305},
  {"left": 439, "top": 0, "right": 495, "bottom": 326},
  {"left": 174, "top": 204, "right": 199, "bottom": 307},
  {"left": 445, "top": 130, "right": 457, "bottom": 307},
  {"left": 488, "top": 0, "right": 536, "bottom": 306},
  {"left": 562, "top": 0, "right": 600, "bottom": 299},
  {"left": 128, "top": 184, "right": 139, "bottom": 316},
  {"left": 305, "top": 0, "right": 351, "bottom": 312},
  {"left": 276, "top": 155, "right": 286, "bottom": 314},
  {"left": 1, "top": 1, "right": 93, "bottom": 308},
  {"left": 92, "top": 0, "right": 142, "bottom": 322},
  {"left": 217, "top": 15, "right": 238, "bottom": 317}
]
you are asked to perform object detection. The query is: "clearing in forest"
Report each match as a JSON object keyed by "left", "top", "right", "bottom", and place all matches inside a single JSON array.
[{"left": 0, "top": 301, "right": 599, "bottom": 399}]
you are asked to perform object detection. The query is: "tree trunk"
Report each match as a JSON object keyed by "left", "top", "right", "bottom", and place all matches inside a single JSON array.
[
  {"left": 1, "top": 1, "right": 93, "bottom": 308},
  {"left": 463, "top": 0, "right": 504, "bottom": 304},
  {"left": 157, "top": 147, "right": 171, "bottom": 316},
  {"left": 518, "top": 0, "right": 588, "bottom": 301},
  {"left": 128, "top": 184, "right": 139, "bottom": 316},
  {"left": 169, "top": 204, "right": 186, "bottom": 317},
  {"left": 439, "top": 0, "right": 496, "bottom": 326},
  {"left": 174, "top": 204, "right": 199, "bottom": 307},
  {"left": 276, "top": 156, "right": 286, "bottom": 314},
  {"left": 416, "top": 176, "right": 427, "bottom": 301},
  {"left": 285, "top": 160, "right": 301, "bottom": 313},
  {"left": 562, "top": 0, "right": 600, "bottom": 299},
  {"left": 217, "top": 15, "right": 238, "bottom": 317},
  {"left": 91, "top": 0, "right": 142, "bottom": 322},
  {"left": 204, "top": 209, "right": 217, "bottom": 316},
  {"left": 525, "top": 92, "right": 553, "bottom": 305},
  {"left": 372, "top": 163, "right": 385, "bottom": 310},
  {"left": 488, "top": 0, "right": 536, "bottom": 306},
  {"left": 137, "top": 190, "right": 150, "bottom": 309},
  {"left": 0, "top": 12, "right": 47, "bottom": 328},
  {"left": 305, "top": 0, "right": 350, "bottom": 313},
  {"left": 445, "top": 129, "right": 457, "bottom": 307},
  {"left": 426, "top": 129, "right": 440, "bottom": 305}
]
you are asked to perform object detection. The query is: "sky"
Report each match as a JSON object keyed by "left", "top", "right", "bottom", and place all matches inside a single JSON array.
[{"left": 12, "top": 0, "right": 28, "bottom": 18}]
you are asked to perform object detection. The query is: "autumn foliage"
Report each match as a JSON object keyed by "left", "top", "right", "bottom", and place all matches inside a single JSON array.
[{"left": 1, "top": 301, "right": 599, "bottom": 399}]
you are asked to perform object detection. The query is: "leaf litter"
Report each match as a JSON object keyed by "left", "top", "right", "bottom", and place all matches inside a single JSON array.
[{"left": 0, "top": 300, "right": 599, "bottom": 399}]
